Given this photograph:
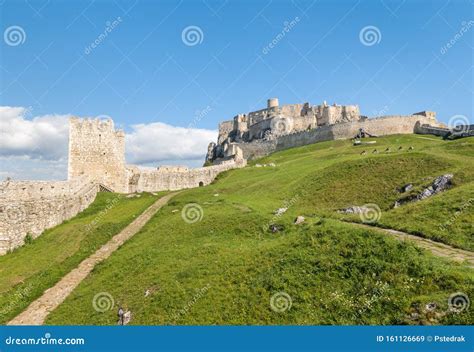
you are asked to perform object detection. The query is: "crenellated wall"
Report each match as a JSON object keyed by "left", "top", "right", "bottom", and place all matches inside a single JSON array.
[{"left": 0, "top": 175, "right": 98, "bottom": 255}]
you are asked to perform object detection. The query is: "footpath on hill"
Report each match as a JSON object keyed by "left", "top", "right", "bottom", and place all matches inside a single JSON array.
[
  {"left": 346, "top": 221, "right": 474, "bottom": 268},
  {"left": 8, "top": 192, "right": 178, "bottom": 326}
]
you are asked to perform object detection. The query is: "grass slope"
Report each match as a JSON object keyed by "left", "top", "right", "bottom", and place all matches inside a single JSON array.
[
  {"left": 45, "top": 135, "right": 473, "bottom": 325},
  {"left": 0, "top": 192, "right": 162, "bottom": 324}
]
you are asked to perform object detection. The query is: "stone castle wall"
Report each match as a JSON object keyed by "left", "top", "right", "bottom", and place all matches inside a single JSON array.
[
  {"left": 126, "top": 159, "right": 246, "bottom": 193},
  {"left": 414, "top": 122, "right": 450, "bottom": 137},
  {"left": 214, "top": 99, "right": 362, "bottom": 152},
  {"left": 232, "top": 115, "right": 442, "bottom": 160},
  {"left": 0, "top": 175, "right": 98, "bottom": 254},
  {"left": 69, "top": 118, "right": 128, "bottom": 193}
]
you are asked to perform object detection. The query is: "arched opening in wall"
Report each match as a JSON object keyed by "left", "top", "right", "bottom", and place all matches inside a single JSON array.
[{"left": 199, "top": 181, "right": 204, "bottom": 187}]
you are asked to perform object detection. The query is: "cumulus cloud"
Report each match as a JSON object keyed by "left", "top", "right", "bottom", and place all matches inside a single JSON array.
[
  {"left": 125, "top": 122, "right": 217, "bottom": 165},
  {"left": 0, "top": 106, "right": 70, "bottom": 160},
  {"left": 0, "top": 106, "right": 217, "bottom": 179}
]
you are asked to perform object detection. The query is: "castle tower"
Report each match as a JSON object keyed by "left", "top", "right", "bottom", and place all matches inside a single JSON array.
[
  {"left": 267, "top": 98, "right": 279, "bottom": 109},
  {"left": 68, "top": 117, "right": 128, "bottom": 193}
]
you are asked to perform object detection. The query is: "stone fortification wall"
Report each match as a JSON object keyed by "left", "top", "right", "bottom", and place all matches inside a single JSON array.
[
  {"left": 0, "top": 175, "right": 98, "bottom": 255},
  {"left": 275, "top": 115, "right": 439, "bottom": 151},
  {"left": 126, "top": 159, "right": 246, "bottom": 193},
  {"left": 69, "top": 117, "right": 128, "bottom": 193},
  {"left": 235, "top": 141, "right": 277, "bottom": 160},
  {"left": 232, "top": 115, "right": 441, "bottom": 160},
  {"left": 414, "top": 122, "right": 450, "bottom": 137}
]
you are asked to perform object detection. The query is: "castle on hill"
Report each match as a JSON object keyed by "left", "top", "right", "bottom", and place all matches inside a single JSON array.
[{"left": 206, "top": 98, "right": 442, "bottom": 163}]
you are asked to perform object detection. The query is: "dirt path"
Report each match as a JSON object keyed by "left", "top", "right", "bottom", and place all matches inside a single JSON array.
[
  {"left": 346, "top": 222, "right": 474, "bottom": 268},
  {"left": 8, "top": 192, "right": 177, "bottom": 326}
]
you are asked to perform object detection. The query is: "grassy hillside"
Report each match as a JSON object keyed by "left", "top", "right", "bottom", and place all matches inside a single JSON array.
[
  {"left": 0, "top": 192, "right": 162, "bottom": 324},
  {"left": 45, "top": 135, "right": 473, "bottom": 325}
]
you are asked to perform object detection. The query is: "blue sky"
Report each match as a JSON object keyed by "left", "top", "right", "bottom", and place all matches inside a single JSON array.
[{"left": 0, "top": 0, "right": 473, "bottom": 179}]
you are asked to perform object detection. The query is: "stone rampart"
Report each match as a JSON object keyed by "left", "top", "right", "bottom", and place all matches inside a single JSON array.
[
  {"left": 232, "top": 115, "right": 442, "bottom": 160},
  {"left": 0, "top": 175, "right": 98, "bottom": 255},
  {"left": 126, "top": 159, "right": 246, "bottom": 193}
]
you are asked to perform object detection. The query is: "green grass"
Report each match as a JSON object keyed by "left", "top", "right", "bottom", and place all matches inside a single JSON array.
[
  {"left": 43, "top": 135, "right": 473, "bottom": 325},
  {"left": 0, "top": 192, "right": 162, "bottom": 324}
]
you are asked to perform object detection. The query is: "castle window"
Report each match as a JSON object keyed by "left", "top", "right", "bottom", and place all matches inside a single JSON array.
[{"left": 199, "top": 181, "right": 204, "bottom": 187}]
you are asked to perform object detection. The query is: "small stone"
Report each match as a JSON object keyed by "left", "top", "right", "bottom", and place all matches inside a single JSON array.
[
  {"left": 425, "top": 302, "right": 437, "bottom": 312},
  {"left": 255, "top": 164, "right": 262, "bottom": 168},
  {"left": 171, "top": 209, "right": 179, "bottom": 213},
  {"left": 268, "top": 162, "right": 276, "bottom": 167},
  {"left": 122, "top": 311, "right": 132, "bottom": 325},
  {"left": 294, "top": 216, "right": 305, "bottom": 225},
  {"left": 213, "top": 193, "right": 219, "bottom": 197}
]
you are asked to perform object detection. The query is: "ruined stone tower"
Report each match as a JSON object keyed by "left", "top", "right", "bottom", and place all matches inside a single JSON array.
[{"left": 68, "top": 117, "right": 128, "bottom": 192}]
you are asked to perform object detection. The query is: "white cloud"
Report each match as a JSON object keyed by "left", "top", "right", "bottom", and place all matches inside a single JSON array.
[
  {"left": 125, "top": 122, "right": 217, "bottom": 165},
  {"left": 0, "top": 106, "right": 217, "bottom": 180},
  {"left": 0, "top": 106, "right": 70, "bottom": 160}
]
